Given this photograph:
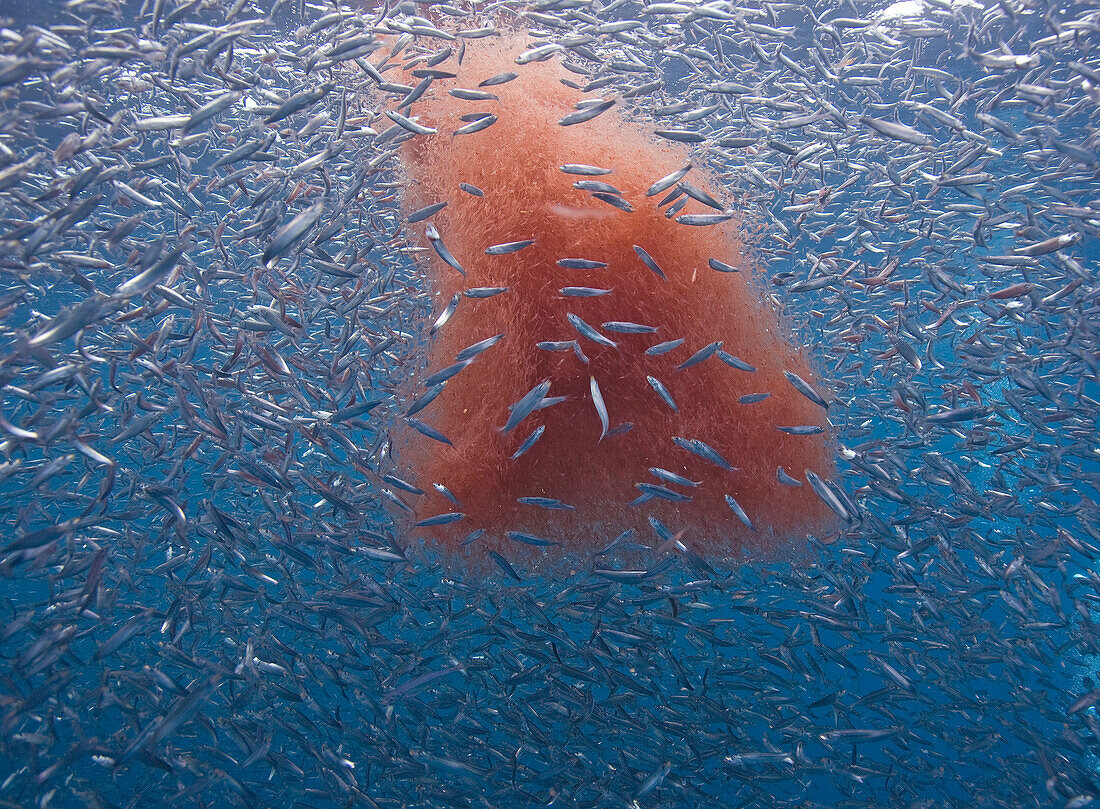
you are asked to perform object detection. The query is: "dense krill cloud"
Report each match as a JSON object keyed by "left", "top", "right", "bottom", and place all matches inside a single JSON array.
[
  {"left": 0, "top": 0, "right": 1097, "bottom": 808},
  {"left": 390, "top": 29, "right": 838, "bottom": 561}
]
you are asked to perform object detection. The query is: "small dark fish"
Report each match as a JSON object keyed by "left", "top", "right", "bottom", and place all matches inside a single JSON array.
[
  {"left": 633, "top": 244, "right": 667, "bottom": 280},
  {"left": 331, "top": 399, "right": 385, "bottom": 421},
  {"left": 485, "top": 239, "right": 535, "bottom": 255},
  {"left": 574, "top": 180, "right": 622, "bottom": 195},
  {"left": 778, "top": 425, "right": 824, "bottom": 435},
  {"left": 647, "top": 339, "right": 685, "bottom": 356},
  {"left": 724, "top": 494, "right": 755, "bottom": 531},
  {"left": 517, "top": 496, "right": 575, "bottom": 511},
  {"left": 507, "top": 530, "right": 558, "bottom": 546},
  {"left": 805, "top": 471, "right": 853, "bottom": 522},
  {"left": 677, "top": 213, "right": 734, "bottom": 225},
  {"left": 479, "top": 71, "right": 518, "bottom": 86},
  {"left": 602, "top": 321, "right": 657, "bottom": 334},
  {"left": 455, "top": 114, "right": 497, "bottom": 135},
  {"left": 783, "top": 371, "right": 829, "bottom": 409},
  {"left": 185, "top": 91, "right": 240, "bottom": 132},
  {"left": 115, "top": 243, "right": 186, "bottom": 298},
  {"left": 511, "top": 425, "right": 545, "bottom": 460},
  {"left": 501, "top": 380, "right": 553, "bottom": 434},
  {"left": 636, "top": 483, "right": 692, "bottom": 502},
  {"left": 557, "top": 258, "right": 608, "bottom": 269},
  {"left": 27, "top": 295, "right": 119, "bottom": 348},
  {"left": 590, "top": 376, "right": 609, "bottom": 440},
  {"left": 408, "top": 201, "right": 447, "bottom": 223},
  {"left": 673, "top": 436, "right": 736, "bottom": 472},
  {"left": 567, "top": 313, "right": 617, "bottom": 348},
  {"left": 414, "top": 511, "right": 465, "bottom": 527},
  {"left": 425, "top": 224, "right": 465, "bottom": 276},
  {"left": 382, "top": 474, "right": 425, "bottom": 496},
  {"left": 655, "top": 129, "right": 706, "bottom": 143},
  {"left": 265, "top": 83, "right": 333, "bottom": 124},
  {"left": 593, "top": 192, "right": 634, "bottom": 212},
  {"left": 431, "top": 294, "right": 461, "bottom": 335},
  {"left": 559, "top": 98, "right": 615, "bottom": 126},
  {"left": 1014, "top": 232, "right": 1079, "bottom": 256},
  {"left": 560, "top": 164, "right": 612, "bottom": 176},
  {"left": 718, "top": 352, "right": 755, "bottom": 372},
  {"left": 708, "top": 257, "right": 740, "bottom": 273},
  {"left": 408, "top": 418, "right": 452, "bottom": 445},
  {"left": 561, "top": 287, "right": 612, "bottom": 297},
  {"left": 423, "top": 361, "right": 472, "bottom": 389},
  {"left": 386, "top": 109, "right": 437, "bottom": 135},
  {"left": 677, "top": 341, "right": 721, "bottom": 370},
  {"left": 406, "top": 384, "right": 445, "bottom": 417},
  {"left": 489, "top": 551, "right": 522, "bottom": 581},
  {"left": 1068, "top": 691, "right": 1100, "bottom": 716},
  {"left": 635, "top": 762, "right": 672, "bottom": 800},
  {"left": 264, "top": 200, "right": 324, "bottom": 266},
  {"left": 925, "top": 406, "right": 991, "bottom": 424},
  {"left": 860, "top": 115, "right": 930, "bottom": 145},
  {"left": 382, "top": 665, "right": 463, "bottom": 704},
  {"left": 642, "top": 166, "right": 686, "bottom": 199},
  {"left": 95, "top": 608, "right": 155, "bottom": 659},
  {"left": 449, "top": 88, "right": 499, "bottom": 101},
  {"left": 211, "top": 131, "right": 276, "bottom": 168},
  {"left": 456, "top": 333, "right": 505, "bottom": 361}
]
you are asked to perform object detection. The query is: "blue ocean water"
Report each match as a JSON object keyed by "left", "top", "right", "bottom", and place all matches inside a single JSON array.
[{"left": 0, "top": 0, "right": 1098, "bottom": 807}]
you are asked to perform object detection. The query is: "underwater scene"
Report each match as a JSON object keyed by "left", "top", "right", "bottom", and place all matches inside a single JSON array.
[{"left": 0, "top": 0, "right": 1098, "bottom": 806}]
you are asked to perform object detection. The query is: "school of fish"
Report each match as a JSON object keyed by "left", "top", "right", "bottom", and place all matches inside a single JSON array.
[{"left": 0, "top": 0, "right": 1099, "bottom": 807}]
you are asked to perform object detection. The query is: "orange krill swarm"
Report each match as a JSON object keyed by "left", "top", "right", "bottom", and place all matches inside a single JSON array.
[{"left": 385, "top": 30, "right": 837, "bottom": 566}]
